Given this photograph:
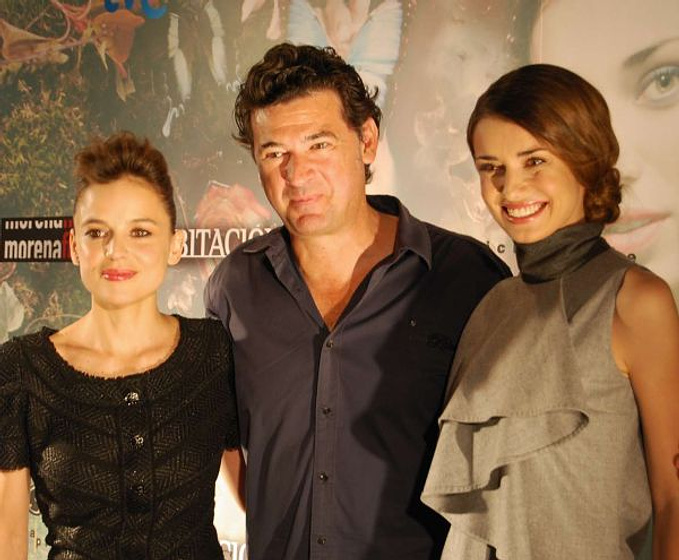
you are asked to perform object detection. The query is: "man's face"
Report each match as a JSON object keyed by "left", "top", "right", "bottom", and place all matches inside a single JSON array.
[{"left": 251, "top": 89, "right": 378, "bottom": 239}]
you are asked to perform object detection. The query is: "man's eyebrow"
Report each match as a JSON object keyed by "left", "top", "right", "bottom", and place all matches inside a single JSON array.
[
  {"left": 257, "top": 131, "right": 338, "bottom": 152},
  {"left": 258, "top": 141, "right": 284, "bottom": 151},
  {"left": 304, "top": 130, "right": 337, "bottom": 142}
]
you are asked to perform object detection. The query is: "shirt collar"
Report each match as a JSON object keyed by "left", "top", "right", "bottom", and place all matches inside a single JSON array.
[
  {"left": 243, "top": 195, "right": 433, "bottom": 269},
  {"left": 369, "top": 195, "right": 432, "bottom": 269}
]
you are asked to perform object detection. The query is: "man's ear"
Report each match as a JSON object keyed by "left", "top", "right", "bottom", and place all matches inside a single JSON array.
[
  {"left": 69, "top": 229, "right": 79, "bottom": 266},
  {"left": 359, "top": 118, "right": 379, "bottom": 165},
  {"left": 168, "top": 228, "right": 186, "bottom": 265}
]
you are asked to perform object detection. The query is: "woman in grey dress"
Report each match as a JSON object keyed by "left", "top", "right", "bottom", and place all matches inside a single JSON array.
[{"left": 422, "top": 64, "right": 679, "bottom": 559}]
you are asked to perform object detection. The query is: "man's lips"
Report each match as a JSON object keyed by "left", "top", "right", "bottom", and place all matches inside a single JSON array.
[
  {"left": 604, "top": 211, "right": 670, "bottom": 255},
  {"left": 101, "top": 269, "right": 136, "bottom": 281},
  {"left": 289, "top": 195, "right": 320, "bottom": 205}
]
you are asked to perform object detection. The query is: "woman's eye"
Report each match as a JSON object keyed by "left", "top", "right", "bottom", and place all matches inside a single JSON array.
[
  {"left": 85, "top": 229, "right": 105, "bottom": 238},
  {"left": 636, "top": 65, "right": 679, "bottom": 108},
  {"left": 526, "top": 157, "right": 545, "bottom": 167},
  {"left": 131, "top": 229, "right": 150, "bottom": 237}
]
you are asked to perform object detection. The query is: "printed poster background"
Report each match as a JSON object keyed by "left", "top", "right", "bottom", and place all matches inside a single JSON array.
[{"left": 1, "top": 0, "right": 676, "bottom": 558}]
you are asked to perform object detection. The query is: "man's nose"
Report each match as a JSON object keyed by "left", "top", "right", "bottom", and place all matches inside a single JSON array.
[{"left": 283, "top": 153, "right": 311, "bottom": 185}]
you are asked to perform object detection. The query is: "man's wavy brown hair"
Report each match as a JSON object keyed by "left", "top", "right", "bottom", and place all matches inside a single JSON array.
[{"left": 234, "top": 43, "right": 382, "bottom": 182}]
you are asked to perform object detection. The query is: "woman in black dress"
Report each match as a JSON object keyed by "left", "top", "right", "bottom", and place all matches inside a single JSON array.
[{"left": 0, "top": 132, "right": 242, "bottom": 559}]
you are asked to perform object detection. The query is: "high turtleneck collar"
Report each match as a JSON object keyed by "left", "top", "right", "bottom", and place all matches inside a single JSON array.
[{"left": 515, "top": 222, "right": 609, "bottom": 283}]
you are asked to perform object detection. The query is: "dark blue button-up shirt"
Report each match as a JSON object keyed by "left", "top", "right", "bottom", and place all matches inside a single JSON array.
[{"left": 205, "top": 196, "right": 509, "bottom": 560}]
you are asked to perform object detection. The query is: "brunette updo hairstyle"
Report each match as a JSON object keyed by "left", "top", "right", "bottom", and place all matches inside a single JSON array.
[
  {"left": 74, "top": 131, "right": 178, "bottom": 230},
  {"left": 234, "top": 42, "right": 382, "bottom": 182},
  {"left": 467, "top": 64, "right": 622, "bottom": 223}
]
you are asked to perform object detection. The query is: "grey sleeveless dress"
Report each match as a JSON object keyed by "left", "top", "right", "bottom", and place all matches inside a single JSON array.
[{"left": 421, "top": 223, "right": 651, "bottom": 560}]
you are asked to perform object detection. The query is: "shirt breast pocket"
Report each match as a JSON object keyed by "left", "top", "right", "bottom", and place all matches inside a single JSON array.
[{"left": 408, "top": 320, "right": 458, "bottom": 381}]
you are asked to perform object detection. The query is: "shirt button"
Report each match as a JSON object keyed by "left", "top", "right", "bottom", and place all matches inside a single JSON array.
[
  {"left": 409, "top": 318, "right": 417, "bottom": 327},
  {"left": 319, "top": 472, "right": 329, "bottom": 482},
  {"left": 321, "top": 407, "right": 332, "bottom": 416},
  {"left": 132, "top": 434, "right": 145, "bottom": 449},
  {"left": 124, "top": 391, "right": 140, "bottom": 405},
  {"left": 317, "top": 536, "right": 327, "bottom": 545},
  {"left": 325, "top": 339, "right": 334, "bottom": 348}
]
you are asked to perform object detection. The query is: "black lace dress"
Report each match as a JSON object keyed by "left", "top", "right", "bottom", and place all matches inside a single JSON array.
[{"left": 0, "top": 316, "right": 239, "bottom": 559}]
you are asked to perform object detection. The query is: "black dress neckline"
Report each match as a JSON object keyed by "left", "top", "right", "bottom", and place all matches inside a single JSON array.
[{"left": 40, "top": 314, "right": 186, "bottom": 383}]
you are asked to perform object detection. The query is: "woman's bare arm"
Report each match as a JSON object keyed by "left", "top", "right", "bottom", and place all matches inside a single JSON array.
[
  {"left": 220, "top": 448, "right": 246, "bottom": 510},
  {"left": 0, "top": 467, "right": 30, "bottom": 560},
  {"left": 613, "top": 267, "right": 679, "bottom": 559}
]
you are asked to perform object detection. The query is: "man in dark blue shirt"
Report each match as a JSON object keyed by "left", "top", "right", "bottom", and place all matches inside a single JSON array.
[{"left": 205, "top": 43, "right": 509, "bottom": 560}]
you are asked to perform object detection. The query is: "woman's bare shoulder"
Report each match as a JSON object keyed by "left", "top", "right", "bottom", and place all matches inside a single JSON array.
[{"left": 616, "top": 266, "right": 677, "bottom": 325}]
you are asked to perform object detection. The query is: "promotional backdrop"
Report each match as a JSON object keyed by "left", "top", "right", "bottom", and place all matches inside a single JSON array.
[{"left": 1, "top": 1, "right": 676, "bottom": 558}]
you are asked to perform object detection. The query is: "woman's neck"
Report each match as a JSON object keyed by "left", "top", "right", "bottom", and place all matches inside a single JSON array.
[{"left": 50, "top": 303, "right": 180, "bottom": 377}]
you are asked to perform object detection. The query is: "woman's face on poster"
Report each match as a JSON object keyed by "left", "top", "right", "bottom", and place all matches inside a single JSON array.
[{"left": 531, "top": 0, "right": 679, "bottom": 299}]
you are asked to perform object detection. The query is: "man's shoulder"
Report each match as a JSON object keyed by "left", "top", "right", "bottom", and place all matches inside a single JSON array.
[
  {"left": 209, "top": 227, "right": 281, "bottom": 279},
  {"left": 423, "top": 222, "right": 511, "bottom": 278},
  {"left": 228, "top": 227, "right": 281, "bottom": 260}
]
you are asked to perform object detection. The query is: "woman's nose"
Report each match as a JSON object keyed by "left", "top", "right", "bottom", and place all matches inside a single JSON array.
[
  {"left": 103, "top": 235, "right": 125, "bottom": 258},
  {"left": 493, "top": 166, "right": 523, "bottom": 197}
]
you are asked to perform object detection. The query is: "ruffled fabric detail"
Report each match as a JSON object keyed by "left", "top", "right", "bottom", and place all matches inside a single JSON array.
[
  {"left": 421, "top": 274, "right": 591, "bottom": 558},
  {"left": 426, "top": 408, "right": 588, "bottom": 495},
  {"left": 422, "top": 278, "right": 588, "bottom": 492}
]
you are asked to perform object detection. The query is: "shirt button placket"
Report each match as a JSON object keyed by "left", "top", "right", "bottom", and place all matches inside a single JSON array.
[{"left": 311, "top": 332, "right": 338, "bottom": 558}]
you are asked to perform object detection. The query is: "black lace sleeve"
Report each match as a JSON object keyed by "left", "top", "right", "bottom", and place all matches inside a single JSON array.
[{"left": 0, "top": 338, "right": 29, "bottom": 469}]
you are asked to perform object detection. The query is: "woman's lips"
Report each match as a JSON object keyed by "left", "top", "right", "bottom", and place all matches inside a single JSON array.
[
  {"left": 503, "top": 201, "right": 547, "bottom": 222},
  {"left": 101, "top": 269, "right": 137, "bottom": 281},
  {"left": 604, "top": 211, "right": 670, "bottom": 255}
]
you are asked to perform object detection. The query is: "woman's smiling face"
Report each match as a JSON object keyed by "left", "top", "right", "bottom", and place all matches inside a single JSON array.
[
  {"left": 473, "top": 117, "right": 586, "bottom": 244},
  {"left": 531, "top": 0, "right": 679, "bottom": 300}
]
